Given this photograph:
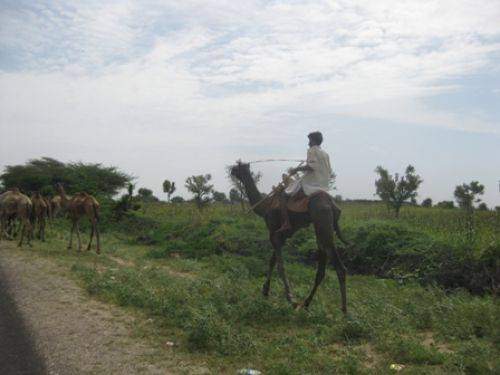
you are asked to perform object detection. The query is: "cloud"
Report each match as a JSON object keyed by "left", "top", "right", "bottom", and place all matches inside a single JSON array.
[{"left": 1, "top": 0, "right": 500, "bottom": 203}]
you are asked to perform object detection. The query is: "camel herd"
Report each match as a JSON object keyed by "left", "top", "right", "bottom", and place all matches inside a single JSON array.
[{"left": 0, "top": 184, "right": 101, "bottom": 253}]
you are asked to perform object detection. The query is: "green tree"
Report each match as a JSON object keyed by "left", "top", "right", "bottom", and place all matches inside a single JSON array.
[
  {"left": 229, "top": 188, "right": 242, "bottom": 205},
  {"left": 185, "top": 174, "right": 214, "bottom": 210},
  {"left": 436, "top": 200, "right": 454, "bottom": 209},
  {"left": 212, "top": 191, "right": 228, "bottom": 203},
  {"left": 421, "top": 198, "right": 433, "bottom": 208},
  {"left": 477, "top": 202, "right": 488, "bottom": 211},
  {"left": 374, "top": 165, "right": 423, "bottom": 218},
  {"left": 162, "top": 180, "right": 176, "bottom": 201},
  {"left": 454, "top": 181, "right": 485, "bottom": 242},
  {"left": 171, "top": 196, "right": 185, "bottom": 203},
  {"left": 137, "top": 187, "right": 158, "bottom": 202},
  {"left": 0, "top": 157, "right": 131, "bottom": 197}
]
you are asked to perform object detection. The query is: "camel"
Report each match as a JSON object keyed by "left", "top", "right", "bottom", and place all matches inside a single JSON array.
[
  {"left": 0, "top": 188, "right": 33, "bottom": 247},
  {"left": 50, "top": 195, "right": 64, "bottom": 217},
  {"left": 31, "top": 192, "right": 48, "bottom": 241},
  {"left": 230, "top": 162, "right": 349, "bottom": 314},
  {"left": 55, "top": 183, "right": 101, "bottom": 254}
]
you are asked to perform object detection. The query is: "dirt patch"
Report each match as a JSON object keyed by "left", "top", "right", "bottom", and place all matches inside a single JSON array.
[
  {"left": 421, "top": 331, "right": 454, "bottom": 354},
  {"left": 0, "top": 241, "right": 208, "bottom": 374}
]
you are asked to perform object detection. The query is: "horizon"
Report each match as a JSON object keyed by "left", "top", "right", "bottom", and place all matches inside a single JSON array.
[{"left": 1, "top": 1, "right": 499, "bottom": 207}]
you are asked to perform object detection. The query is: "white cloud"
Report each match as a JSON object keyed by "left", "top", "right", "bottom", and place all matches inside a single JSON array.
[{"left": 1, "top": 0, "right": 500, "bottom": 204}]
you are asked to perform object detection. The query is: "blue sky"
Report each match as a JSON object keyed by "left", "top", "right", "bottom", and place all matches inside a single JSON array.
[{"left": 1, "top": 0, "right": 499, "bottom": 206}]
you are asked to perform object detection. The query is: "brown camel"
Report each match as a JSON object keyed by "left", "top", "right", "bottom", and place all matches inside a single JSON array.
[
  {"left": 55, "top": 183, "right": 101, "bottom": 254},
  {"left": 230, "top": 162, "right": 349, "bottom": 314},
  {"left": 31, "top": 192, "right": 48, "bottom": 241},
  {"left": 0, "top": 188, "right": 33, "bottom": 247}
]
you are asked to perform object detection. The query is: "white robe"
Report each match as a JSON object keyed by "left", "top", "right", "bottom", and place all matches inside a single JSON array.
[{"left": 285, "top": 145, "right": 332, "bottom": 196}]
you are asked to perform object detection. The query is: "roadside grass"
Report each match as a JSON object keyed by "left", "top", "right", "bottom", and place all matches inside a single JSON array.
[{"left": 10, "top": 200, "right": 498, "bottom": 374}]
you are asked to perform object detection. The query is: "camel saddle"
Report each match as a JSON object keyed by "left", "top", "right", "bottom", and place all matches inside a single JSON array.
[{"left": 270, "top": 190, "right": 338, "bottom": 213}]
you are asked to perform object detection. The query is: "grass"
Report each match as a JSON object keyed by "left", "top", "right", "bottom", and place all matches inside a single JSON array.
[{"left": 10, "top": 201, "right": 500, "bottom": 374}]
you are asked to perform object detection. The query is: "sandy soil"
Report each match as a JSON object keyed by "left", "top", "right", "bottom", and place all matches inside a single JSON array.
[{"left": 0, "top": 241, "right": 207, "bottom": 374}]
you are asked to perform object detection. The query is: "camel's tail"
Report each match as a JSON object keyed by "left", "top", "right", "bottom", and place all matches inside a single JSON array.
[{"left": 328, "top": 199, "right": 354, "bottom": 247}]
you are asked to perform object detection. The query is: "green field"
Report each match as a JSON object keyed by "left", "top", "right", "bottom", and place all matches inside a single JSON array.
[{"left": 17, "top": 202, "right": 500, "bottom": 374}]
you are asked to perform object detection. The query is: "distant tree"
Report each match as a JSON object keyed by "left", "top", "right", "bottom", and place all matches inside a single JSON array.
[
  {"left": 495, "top": 206, "right": 500, "bottom": 213},
  {"left": 229, "top": 188, "right": 242, "bottom": 205},
  {"left": 421, "top": 198, "right": 433, "bottom": 208},
  {"left": 477, "top": 202, "right": 488, "bottom": 211},
  {"left": 0, "top": 157, "right": 131, "bottom": 197},
  {"left": 454, "top": 181, "right": 485, "bottom": 242},
  {"left": 374, "top": 165, "right": 423, "bottom": 218},
  {"left": 227, "top": 166, "right": 262, "bottom": 209},
  {"left": 137, "top": 187, "right": 158, "bottom": 202},
  {"left": 212, "top": 191, "right": 228, "bottom": 203},
  {"left": 113, "top": 183, "right": 140, "bottom": 219},
  {"left": 171, "top": 196, "right": 185, "bottom": 203},
  {"left": 334, "top": 194, "right": 343, "bottom": 203},
  {"left": 436, "top": 200, "right": 455, "bottom": 209},
  {"left": 185, "top": 174, "right": 214, "bottom": 210},
  {"left": 162, "top": 180, "right": 176, "bottom": 202},
  {"left": 454, "top": 181, "right": 485, "bottom": 209}
]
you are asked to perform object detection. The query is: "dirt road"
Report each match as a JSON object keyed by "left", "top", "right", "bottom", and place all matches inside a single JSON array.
[{"left": 0, "top": 241, "right": 205, "bottom": 374}]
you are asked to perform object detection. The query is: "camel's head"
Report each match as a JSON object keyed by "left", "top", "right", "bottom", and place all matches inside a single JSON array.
[
  {"left": 230, "top": 161, "right": 250, "bottom": 180},
  {"left": 55, "top": 182, "right": 64, "bottom": 193}
]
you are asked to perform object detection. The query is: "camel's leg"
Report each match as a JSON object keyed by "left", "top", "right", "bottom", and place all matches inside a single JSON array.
[
  {"left": 310, "top": 204, "right": 347, "bottom": 314},
  {"left": 271, "top": 233, "right": 294, "bottom": 303},
  {"left": 302, "top": 246, "right": 327, "bottom": 309},
  {"left": 330, "top": 241, "right": 347, "bottom": 315},
  {"left": 262, "top": 251, "right": 277, "bottom": 297},
  {"left": 94, "top": 220, "right": 101, "bottom": 254},
  {"left": 75, "top": 222, "right": 82, "bottom": 252},
  {"left": 86, "top": 222, "right": 95, "bottom": 251},
  {"left": 40, "top": 217, "right": 46, "bottom": 242},
  {"left": 68, "top": 221, "right": 76, "bottom": 249}
]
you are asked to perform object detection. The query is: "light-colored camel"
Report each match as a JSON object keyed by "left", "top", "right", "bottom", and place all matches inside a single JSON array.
[
  {"left": 0, "top": 188, "right": 33, "bottom": 246},
  {"left": 50, "top": 194, "right": 67, "bottom": 217},
  {"left": 55, "top": 183, "right": 101, "bottom": 254},
  {"left": 31, "top": 192, "right": 48, "bottom": 241}
]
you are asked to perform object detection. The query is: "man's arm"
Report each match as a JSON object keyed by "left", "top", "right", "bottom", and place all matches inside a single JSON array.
[
  {"left": 290, "top": 148, "right": 316, "bottom": 175},
  {"left": 290, "top": 165, "right": 313, "bottom": 175}
]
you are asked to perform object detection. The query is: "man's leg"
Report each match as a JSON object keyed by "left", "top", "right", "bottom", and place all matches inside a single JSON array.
[{"left": 277, "top": 191, "right": 292, "bottom": 233}]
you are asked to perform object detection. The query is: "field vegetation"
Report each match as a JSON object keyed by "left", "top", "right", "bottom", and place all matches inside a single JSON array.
[{"left": 13, "top": 200, "right": 499, "bottom": 374}]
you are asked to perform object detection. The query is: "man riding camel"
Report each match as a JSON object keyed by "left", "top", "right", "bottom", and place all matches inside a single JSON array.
[{"left": 277, "top": 131, "right": 333, "bottom": 232}]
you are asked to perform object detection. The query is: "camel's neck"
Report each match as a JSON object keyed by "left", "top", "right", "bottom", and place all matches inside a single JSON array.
[
  {"left": 58, "top": 187, "right": 69, "bottom": 203},
  {"left": 238, "top": 172, "right": 267, "bottom": 217}
]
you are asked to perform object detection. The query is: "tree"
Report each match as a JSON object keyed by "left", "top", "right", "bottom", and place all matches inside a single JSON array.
[
  {"left": 229, "top": 188, "right": 242, "bottom": 205},
  {"left": 171, "top": 196, "right": 185, "bottom": 203},
  {"left": 374, "top": 165, "right": 423, "bottom": 218},
  {"left": 477, "top": 202, "right": 488, "bottom": 211},
  {"left": 421, "top": 198, "right": 433, "bottom": 208},
  {"left": 334, "top": 194, "right": 343, "bottom": 203},
  {"left": 212, "top": 191, "right": 228, "bottom": 203},
  {"left": 454, "top": 181, "right": 485, "bottom": 242},
  {"left": 185, "top": 174, "right": 214, "bottom": 210},
  {"left": 436, "top": 200, "right": 454, "bottom": 209},
  {"left": 0, "top": 157, "right": 131, "bottom": 197},
  {"left": 454, "top": 181, "right": 485, "bottom": 209},
  {"left": 162, "top": 180, "right": 176, "bottom": 202},
  {"left": 137, "top": 187, "right": 158, "bottom": 202},
  {"left": 227, "top": 166, "right": 262, "bottom": 209}
]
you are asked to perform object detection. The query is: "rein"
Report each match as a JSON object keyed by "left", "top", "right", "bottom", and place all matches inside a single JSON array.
[{"left": 246, "top": 161, "right": 305, "bottom": 213}]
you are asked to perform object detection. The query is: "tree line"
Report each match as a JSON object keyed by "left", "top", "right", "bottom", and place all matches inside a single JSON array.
[{"left": 1, "top": 158, "right": 496, "bottom": 215}]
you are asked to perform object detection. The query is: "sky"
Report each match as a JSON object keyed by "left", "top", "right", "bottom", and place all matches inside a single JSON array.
[{"left": 1, "top": 0, "right": 500, "bottom": 206}]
